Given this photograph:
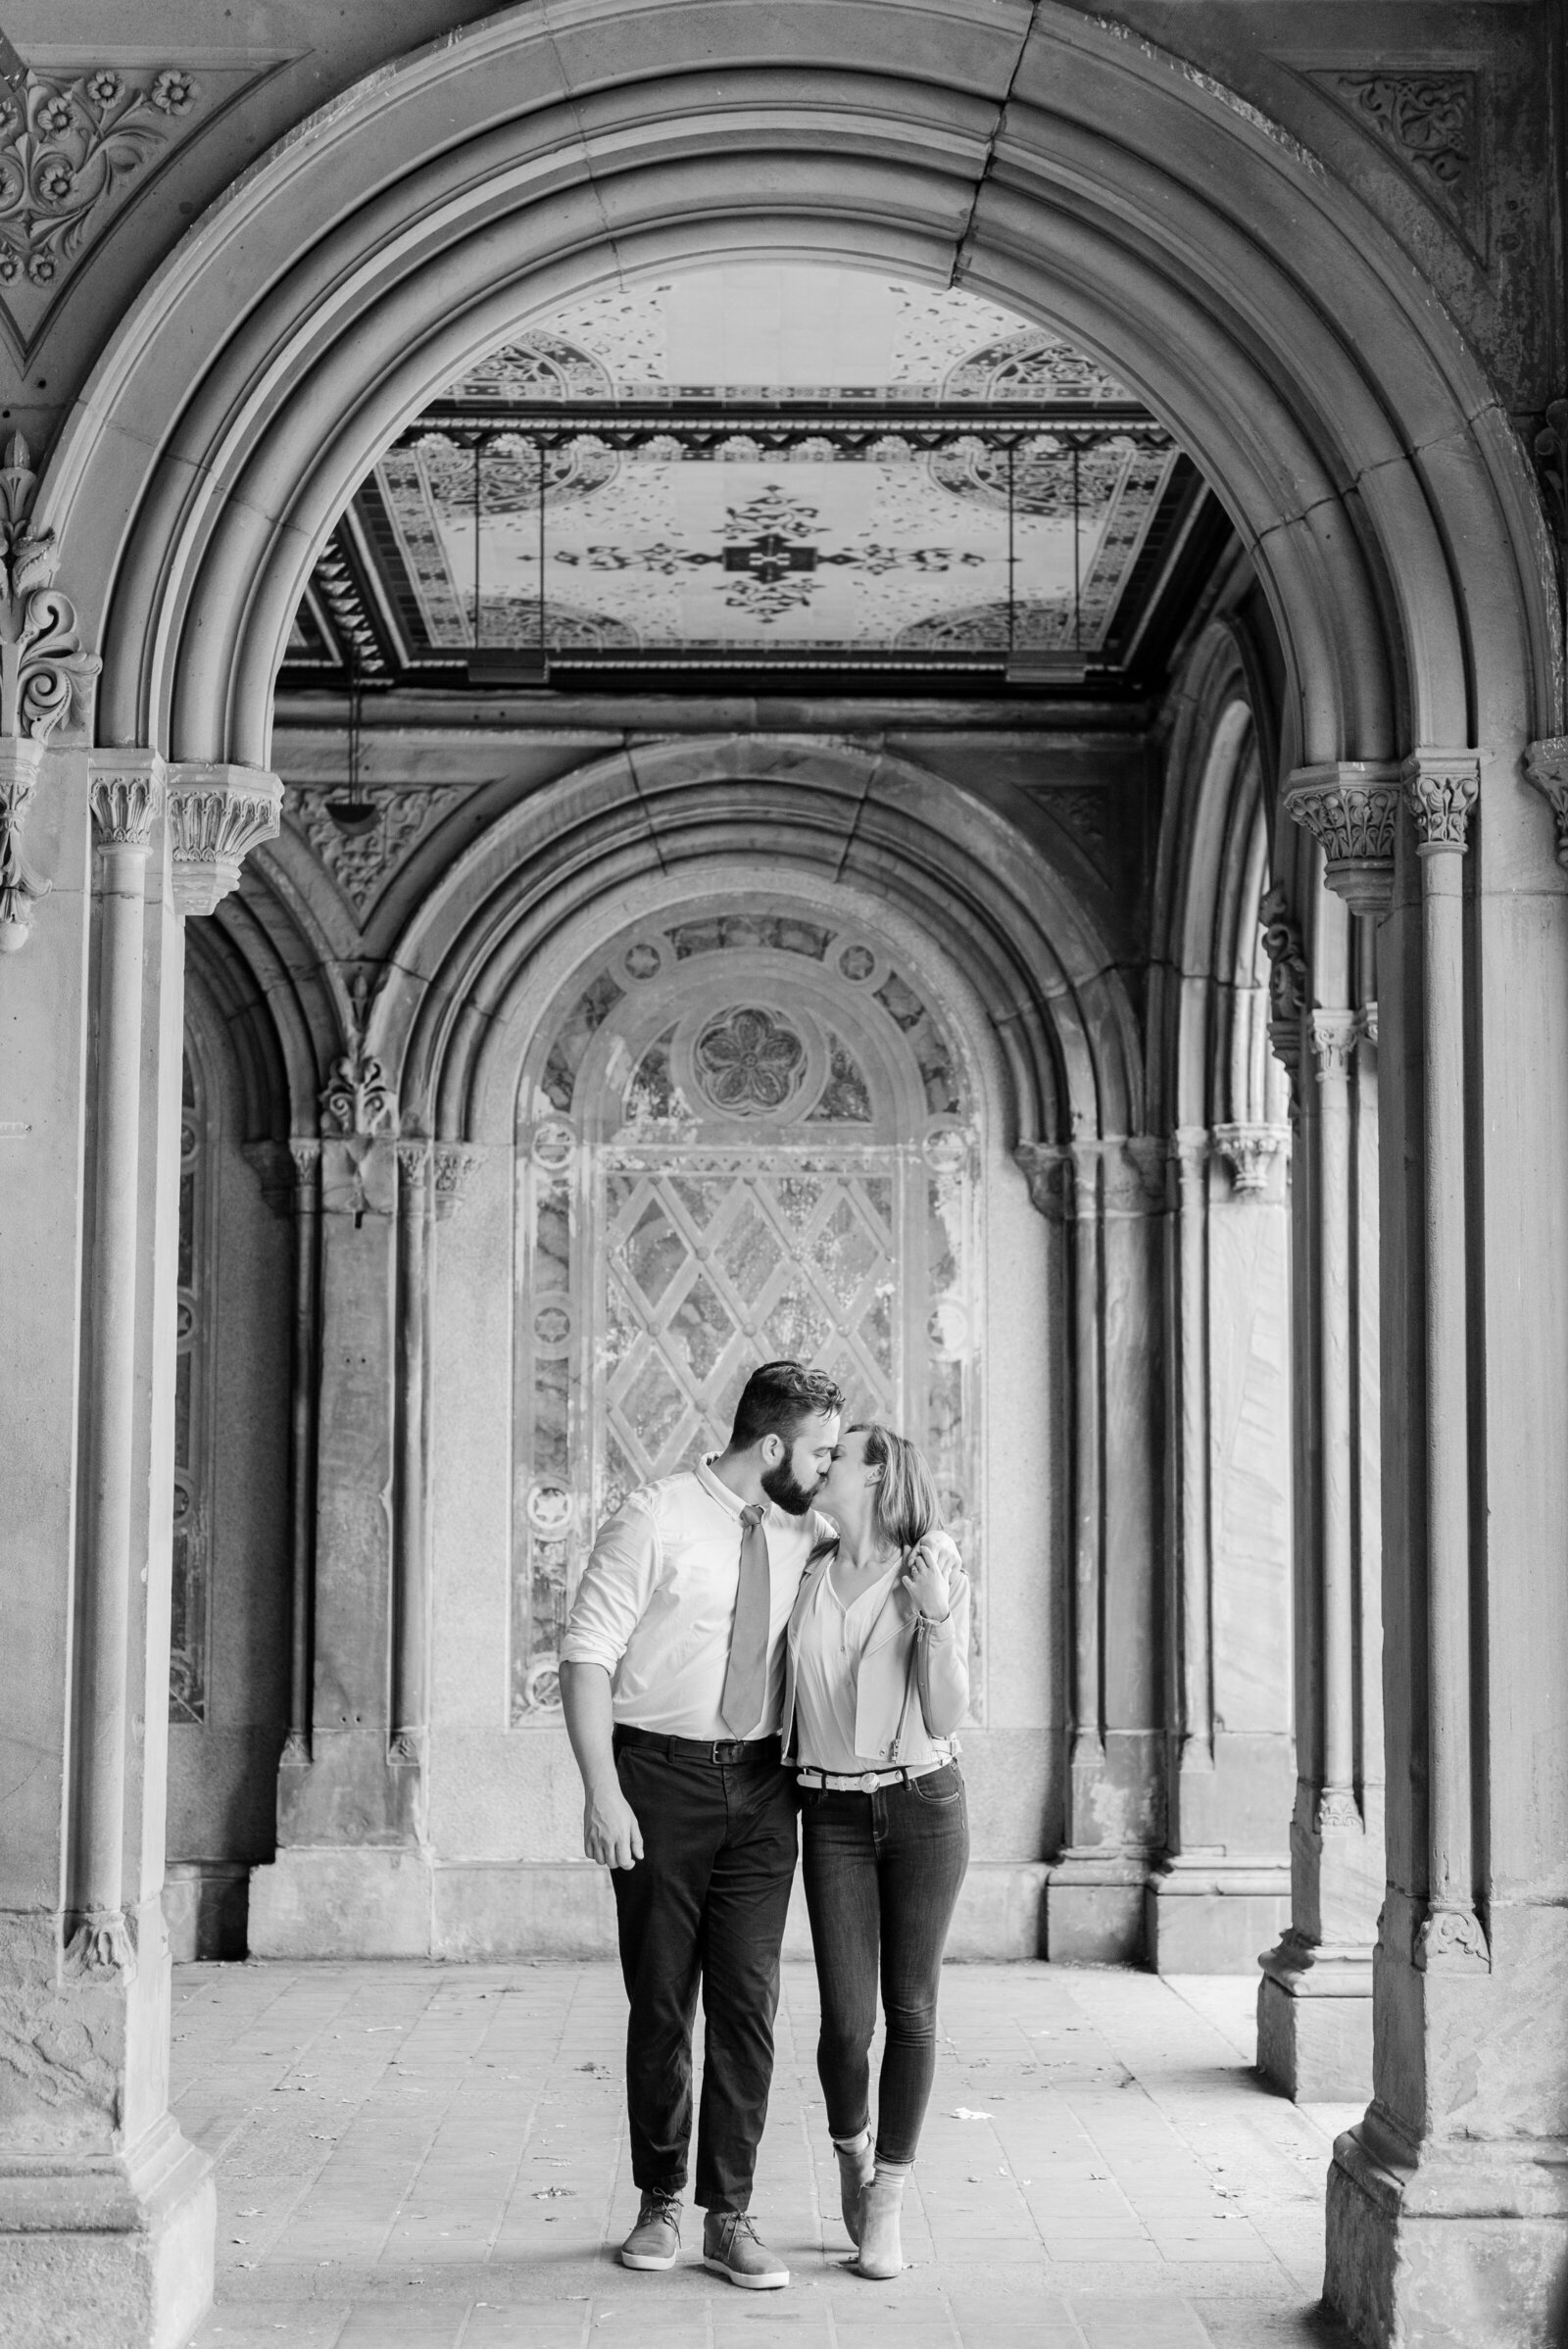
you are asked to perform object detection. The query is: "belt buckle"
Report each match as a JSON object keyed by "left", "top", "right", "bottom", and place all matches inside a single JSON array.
[{"left": 858, "top": 1771, "right": 880, "bottom": 1792}]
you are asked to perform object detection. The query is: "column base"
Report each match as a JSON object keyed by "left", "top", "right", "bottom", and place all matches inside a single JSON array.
[
  {"left": 0, "top": 2114, "right": 214, "bottom": 2349},
  {"left": 1326, "top": 2118, "right": 1568, "bottom": 2348},
  {"left": 248, "top": 1845, "right": 432, "bottom": 1957},
  {"left": 1045, "top": 1851, "right": 1150, "bottom": 1963},
  {"left": 1256, "top": 1933, "right": 1374, "bottom": 2101},
  {"left": 1145, "top": 1854, "right": 1289, "bottom": 1974}
]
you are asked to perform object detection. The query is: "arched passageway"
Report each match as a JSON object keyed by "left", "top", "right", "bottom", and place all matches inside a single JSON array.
[{"left": 3, "top": 9, "right": 1566, "bottom": 2348}]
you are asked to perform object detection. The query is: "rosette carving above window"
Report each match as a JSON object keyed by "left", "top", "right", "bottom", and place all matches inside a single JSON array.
[{"left": 692, "top": 1005, "right": 806, "bottom": 1113}]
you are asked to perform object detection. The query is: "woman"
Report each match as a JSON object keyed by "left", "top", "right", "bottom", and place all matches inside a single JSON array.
[{"left": 780, "top": 1422, "right": 971, "bottom": 2280}]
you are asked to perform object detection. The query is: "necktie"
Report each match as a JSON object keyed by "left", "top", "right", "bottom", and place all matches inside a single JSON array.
[{"left": 719, "top": 1502, "right": 771, "bottom": 1737}]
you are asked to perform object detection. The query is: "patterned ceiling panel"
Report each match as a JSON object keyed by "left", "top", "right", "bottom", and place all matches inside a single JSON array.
[{"left": 285, "top": 265, "right": 1208, "bottom": 688}]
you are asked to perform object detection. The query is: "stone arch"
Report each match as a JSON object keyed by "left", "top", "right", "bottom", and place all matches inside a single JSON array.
[
  {"left": 1151, "top": 621, "right": 1286, "bottom": 1139},
  {"left": 351, "top": 736, "right": 1142, "bottom": 1153},
  {"left": 43, "top": 2, "right": 1553, "bottom": 797}
]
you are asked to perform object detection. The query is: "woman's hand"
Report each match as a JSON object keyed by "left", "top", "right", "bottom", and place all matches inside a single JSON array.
[{"left": 901, "top": 1535, "right": 956, "bottom": 1621}]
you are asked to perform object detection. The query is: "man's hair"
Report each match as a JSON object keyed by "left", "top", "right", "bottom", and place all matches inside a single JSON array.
[{"left": 730, "top": 1359, "right": 846, "bottom": 1451}]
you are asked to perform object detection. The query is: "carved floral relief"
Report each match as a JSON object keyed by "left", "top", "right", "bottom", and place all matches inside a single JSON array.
[{"left": 0, "top": 65, "right": 206, "bottom": 330}]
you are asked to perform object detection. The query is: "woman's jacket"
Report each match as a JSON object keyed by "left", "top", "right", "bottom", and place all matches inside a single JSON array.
[{"left": 780, "top": 1546, "right": 971, "bottom": 1768}]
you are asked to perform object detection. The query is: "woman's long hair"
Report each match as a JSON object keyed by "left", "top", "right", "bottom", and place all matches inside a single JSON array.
[{"left": 812, "top": 1422, "right": 943, "bottom": 1562}]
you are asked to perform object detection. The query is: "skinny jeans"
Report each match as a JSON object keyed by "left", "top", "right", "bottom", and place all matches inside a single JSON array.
[{"left": 799, "top": 1762, "right": 970, "bottom": 2164}]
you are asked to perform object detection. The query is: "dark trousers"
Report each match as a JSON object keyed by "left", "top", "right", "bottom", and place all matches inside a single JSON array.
[
  {"left": 799, "top": 1763, "right": 970, "bottom": 2165},
  {"left": 610, "top": 1736, "right": 799, "bottom": 2211}
]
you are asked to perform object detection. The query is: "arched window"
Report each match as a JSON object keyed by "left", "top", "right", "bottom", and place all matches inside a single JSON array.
[{"left": 511, "top": 897, "right": 981, "bottom": 1719}]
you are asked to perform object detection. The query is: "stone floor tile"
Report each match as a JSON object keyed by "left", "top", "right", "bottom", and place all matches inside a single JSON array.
[{"left": 176, "top": 1963, "right": 1353, "bottom": 2349}]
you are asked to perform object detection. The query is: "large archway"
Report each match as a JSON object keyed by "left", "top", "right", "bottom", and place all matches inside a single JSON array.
[{"left": 8, "top": 10, "right": 1568, "bottom": 2347}]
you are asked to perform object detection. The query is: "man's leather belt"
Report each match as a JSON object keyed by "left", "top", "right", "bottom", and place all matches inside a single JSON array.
[{"left": 614, "top": 1725, "right": 782, "bottom": 1766}]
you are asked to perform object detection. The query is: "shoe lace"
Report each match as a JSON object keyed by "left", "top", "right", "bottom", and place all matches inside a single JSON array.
[
  {"left": 716, "top": 2211, "right": 760, "bottom": 2248},
  {"left": 642, "top": 2190, "right": 680, "bottom": 2223}
]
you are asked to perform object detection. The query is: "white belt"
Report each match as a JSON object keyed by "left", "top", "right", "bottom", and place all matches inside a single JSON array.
[{"left": 795, "top": 1761, "right": 944, "bottom": 1791}]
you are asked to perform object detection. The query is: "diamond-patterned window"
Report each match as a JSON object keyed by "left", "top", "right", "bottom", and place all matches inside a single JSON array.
[{"left": 513, "top": 905, "right": 980, "bottom": 1722}]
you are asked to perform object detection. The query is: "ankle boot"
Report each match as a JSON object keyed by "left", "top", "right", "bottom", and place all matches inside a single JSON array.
[
  {"left": 854, "top": 2160, "right": 909, "bottom": 2278},
  {"left": 832, "top": 2129, "right": 874, "bottom": 2242}
]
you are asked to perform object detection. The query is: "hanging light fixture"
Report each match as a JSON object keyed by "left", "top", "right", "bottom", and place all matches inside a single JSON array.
[
  {"left": 467, "top": 431, "right": 551, "bottom": 686},
  {"left": 1006, "top": 429, "right": 1091, "bottom": 687}
]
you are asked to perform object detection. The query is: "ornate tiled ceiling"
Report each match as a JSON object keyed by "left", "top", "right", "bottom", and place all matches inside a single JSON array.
[{"left": 282, "top": 266, "right": 1213, "bottom": 692}]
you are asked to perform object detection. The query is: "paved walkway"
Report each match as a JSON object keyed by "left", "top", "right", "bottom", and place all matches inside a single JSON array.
[{"left": 174, "top": 1961, "right": 1360, "bottom": 2349}]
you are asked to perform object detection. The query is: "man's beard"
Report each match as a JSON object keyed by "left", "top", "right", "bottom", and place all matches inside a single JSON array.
[{"left": 760, "top": 1455, "right": 821, "bottom": 1517}]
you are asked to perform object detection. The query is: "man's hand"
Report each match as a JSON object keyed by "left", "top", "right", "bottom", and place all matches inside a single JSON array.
[{"left": 584, "top": 1778, "right": 644, "bottom": 1870}]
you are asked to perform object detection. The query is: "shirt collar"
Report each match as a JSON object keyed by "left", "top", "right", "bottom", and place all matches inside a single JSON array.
[{"left": 696, "top": 1453, "right": 747, "bottom": 1519}]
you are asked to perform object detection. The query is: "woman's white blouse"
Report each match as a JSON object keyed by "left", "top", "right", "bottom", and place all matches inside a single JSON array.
[{"left": 792, "top": 1559, "right": 902, "bottom": 1771}]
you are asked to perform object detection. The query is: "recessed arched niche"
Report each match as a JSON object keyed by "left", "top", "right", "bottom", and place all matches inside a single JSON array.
[{"left": 510, "top": 893, "right": 982, "bottom": 1723}]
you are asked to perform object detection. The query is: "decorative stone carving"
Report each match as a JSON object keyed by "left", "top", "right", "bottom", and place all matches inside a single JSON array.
[
  {"left": 1332, "top": 73, "right": 1475, "bottom": 204},
  {"left": 279, "top": 1731, "right": 311, "bottom": 1768},
  {"left": 1, "top": 434, "right": 99, "bottom": 746},
  {"left": 0, "top": 735, "right": 43, "bottom": 950},
  {"left": 314, "top": 538, "right": 388, "bottom": 677},
  {"left": 395, "top": 1138, "right": 430, "bottom": 1192},
  {"left": 241, "top": 1140, "right": 296, "bottom": 1218},
  {"left": 319, "top": 1047, "right": 396, "bottom": 1138},
  {"left": 1402, "top": 748, "right": 1480, "bottom": 853},
  {"left": 1414, "top": 1904, "right": 1491, "bottom": 1972},
  {"left": 1359, "top": 1001, "right": 1379, "bottom": 1050},
  {"left": 0, "top": 66, "right": 205, "bottom": 317},
  {"left": 63, "top": 1909, "right": 136, "bottom": 1982},
  {"left": 88, "top": 758, "right": 162, "bottom": 847},
  {"left": 1211, "top": 1122, "right": 1286, "bottom": 1195},
  {"left": 1310, "top": 1010, "right": 1360, "bottom": 1084},
  {"left": 1013, "top": 1140, "right": 1070, "bottom": 1220},
  {"left": 1283, "top": 761, "right": 1401, "bottom": 917},
  {"left": 166, "top": 761, "right": 283, "bottom": 915},
  {"left": 1533, "top": 404, "right": 1568, "bottom": 551},
  {"left": 1259, "top": 883, "right": 1310, "bottom": 1085},
  {"left": 388, "top": 1729, "right": 424, "bottom": 1767},
  {"left": 289, "top": 783, "right": 461, "bottom": 919},
  {"left": 433, "top": 1142, "right": 483, "bottom": 1220},
  {"left": 1315, "top": 1787, "right": 1362, "bottom": 1835},
  {"left": 1523, "top": 736, "right": 1568, "bottom": 868},
  {"left": 693, "top": 1005, "right": 806, "bottom": 1112}
]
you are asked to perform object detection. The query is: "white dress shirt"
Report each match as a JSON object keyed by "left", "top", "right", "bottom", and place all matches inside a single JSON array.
[
  {"left": 562, "top": 1455, "right": 829, "bottom": 1738},
  {"left": 792, "top": 1560, "right": 901, "bottom": 1771}
]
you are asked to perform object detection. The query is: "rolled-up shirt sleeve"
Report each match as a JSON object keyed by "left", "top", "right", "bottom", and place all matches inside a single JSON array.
[{"left": 561, "top": 1494, "right": 661, "bottom": 1675}]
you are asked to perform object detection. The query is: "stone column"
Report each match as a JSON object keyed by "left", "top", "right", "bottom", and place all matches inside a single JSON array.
[
  {"left": 1318, "top": 746, "right": 1564, "bottom": 2344},
  {"left": 1146, "top": 1117, "right": 1294, "bottom": 1972},
  {"left": 0, "top": 718, "right": 276, "bottom": 2343},
  {"left": 1022, "top": 1138, "right": 1166, "bottom": 1962},
  {"left": 391, "top": 1139, "right": 433, "bottom": 1776},
  {"left": 282, "top": 1141, "right": 322, "bottom": 1771},
  {"left": 248, "top": 1042, "right": 435, "bottom": 1956},
  {"left": 1254, "top": 770, "right": 1394, "bottom": 2099}
]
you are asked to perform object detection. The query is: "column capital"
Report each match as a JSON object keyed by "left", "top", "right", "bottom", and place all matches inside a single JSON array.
[
  {"left": 395, "top": 1136, "right": 432, "bottom": 1190},
  {"left": 0, "top": 734, "right": 47, "bottom": 951},
  {"left": 1523, "top": 735, "right": 1568, "bottom": 868},
  {"left": 1310, "top": 1008, "right": 1360, "bottom": 1084},
  {"left": 1014, "top": 1140, "right": 1072, "bottom": 1221},
  {"left": 88, "top": 747, "right": 163, "bottom": 848},
  {"left": 1283, "top": 760, "right": 1402, "bottom": 917},
  {"left": 1211, "top": 1121, "right": 1288, "bottom": 1194},
  {"left": 433, "top": 1142, "right": 484, "bottom": 1220},
  {"left": 1401, "top": 746, "right": 1482, "bottom": 856},
  {"left": 1413, "top": 1902, "right": 1491, "bottom": 1973},
  {"left": 165, "top": 759, "right": 283, "bottom": 915}
]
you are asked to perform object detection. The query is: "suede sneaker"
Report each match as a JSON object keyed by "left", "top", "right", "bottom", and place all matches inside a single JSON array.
[
  {"left": 620, "top": 2190, "right": 682, "bottom": 2271},
  {"left": 702, "top": 2209, "right": 789, "bottom": 2290}
]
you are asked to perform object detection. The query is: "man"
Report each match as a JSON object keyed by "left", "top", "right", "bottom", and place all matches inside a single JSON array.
[{"left": 560, "top": 1359, "right": 844, "bottom": 2291}]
